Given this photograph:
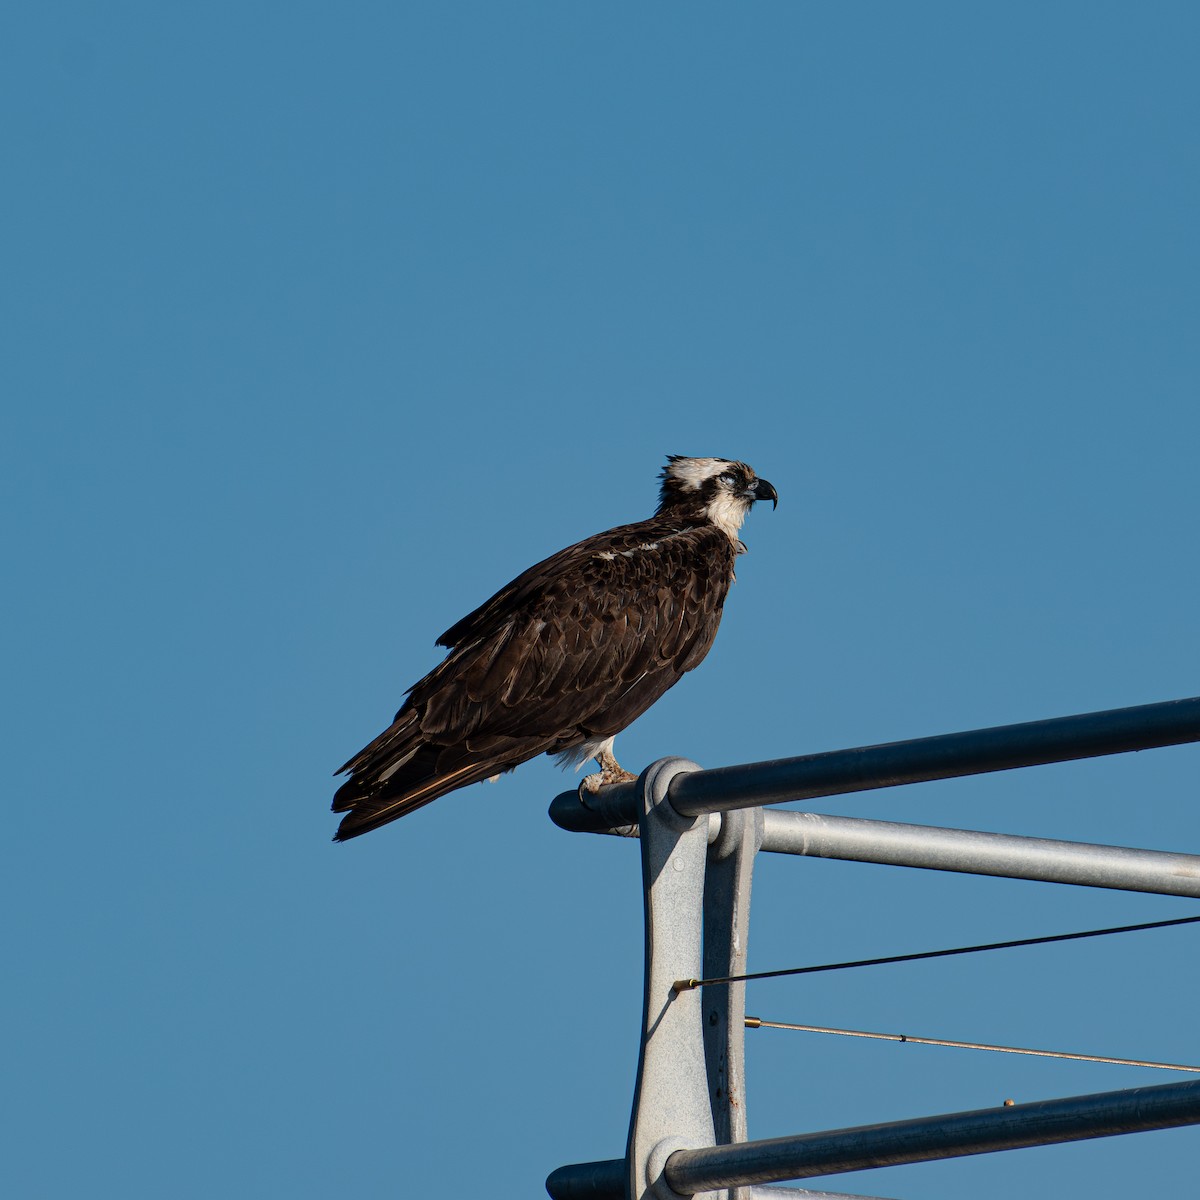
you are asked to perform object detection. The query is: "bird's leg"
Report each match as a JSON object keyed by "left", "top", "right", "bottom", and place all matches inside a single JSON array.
[
  {"left": 597, "top": 744, "right": 638, "bottom": 784},
  {"left": 580, "top": 744, "right": 638, "bottom": 794}
]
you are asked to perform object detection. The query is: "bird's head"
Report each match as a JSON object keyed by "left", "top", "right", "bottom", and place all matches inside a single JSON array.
[{"left": 657, "top": 455, "right": 778, "bottom": 541}]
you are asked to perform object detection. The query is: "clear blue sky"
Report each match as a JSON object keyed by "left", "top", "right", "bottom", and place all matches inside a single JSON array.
[{"left": 4, "top": 4, "right": 1199, "bottom": 1197}]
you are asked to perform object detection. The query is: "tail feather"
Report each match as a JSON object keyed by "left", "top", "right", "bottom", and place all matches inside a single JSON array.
[
  {"left": 332, "top": 724, "right": 556, "bottom": 840},
  {"left": 338, "top": 709, "right": 425, "bottom": 773},
  {"left": 332, "top": 753, "right": 508, "bottom": 841}
]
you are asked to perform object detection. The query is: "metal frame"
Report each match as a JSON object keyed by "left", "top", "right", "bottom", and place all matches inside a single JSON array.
[
  {"left": 549, "top": 696, "right": 1200, "bottom": 834},
  {"left": 545, "top": 696, "right": 1200, "bottom": 1199}
]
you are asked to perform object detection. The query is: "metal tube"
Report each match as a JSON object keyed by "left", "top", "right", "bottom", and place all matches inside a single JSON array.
[
  {"left": 624, "top": 759, "right": 715, "bottom": 1200},
  {"left": 671, "top": 697, "right": 1200, "bottom": 818},
  {"left": 749, "top": 1189, "right": 899, "bottom": 1200},
  {"left": 544, "top": 1157, "right": 624, "bottom": 1199},
  {"left": 664, "top": 1079, "right": 1200, "bottom": 1192},
  {"left": 547, "top": 696, "right": 1200, "bottom": 831},
  {"left": 759, "top": 810, "right": 1200, "bottom": 897},
  {"left": 543, "top": 1159, "right": 898, "bottom": 1200},
  {"left": 546, "top": 806, "right": 1200, "bottom": 899}
]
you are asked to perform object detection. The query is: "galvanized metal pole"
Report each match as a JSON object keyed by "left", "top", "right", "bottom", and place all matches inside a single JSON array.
[
  {"left": 758, "top": 811, "right": 1200, "bottom": 897},
  {"left": 545, "top": 1156, "right": 625, "bottom": 1200},
  {"left": 543, "top": 1157, "right": 898, "bottom": 1200},
  {"left": 548, "top": 696, "right": 1200, "bottom": 832},
  {"left": 552, "top": 804, "right": 1200, "bottom": 899},
  {"left": 663, "top": 1079, "right": 1200, "bottom": 1193},
  {"left": 624, "top": 758, "right": 715, "bottom": 1200}
]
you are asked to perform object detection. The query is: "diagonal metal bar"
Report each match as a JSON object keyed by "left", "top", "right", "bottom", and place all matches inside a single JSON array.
[
  {"left": 745, "top": 1016, "right": 1200, "bottom": 1073},
  {"left": 664, "top": 1078, "right": 1200, "bottom": 1192},
  {"left": 544, "top": 1154, "right": 899, "bottom": 1200},
  {"left": 675, "top": 913, "right": 1200, "bottom": 992},
  {"left": 549, "top": 696, "right": 1200, "bottom": 832}
]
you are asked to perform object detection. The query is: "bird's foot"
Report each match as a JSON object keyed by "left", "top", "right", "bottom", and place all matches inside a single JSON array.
[
  {"left": 580, "top": 746, "right": 638, "bottom": 794},
  {"left": 580, "top": 765, "right": 638, "bottom": 795}
]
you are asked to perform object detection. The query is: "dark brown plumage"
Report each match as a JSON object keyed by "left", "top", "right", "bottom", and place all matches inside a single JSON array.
[{"left": 332, "top": 456, "right": 777, "bottom": 840}]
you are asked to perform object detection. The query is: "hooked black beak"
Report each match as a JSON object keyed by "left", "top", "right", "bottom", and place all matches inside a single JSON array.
[{"left": 751, "top": 477, "right": 778, "bottom": 509}]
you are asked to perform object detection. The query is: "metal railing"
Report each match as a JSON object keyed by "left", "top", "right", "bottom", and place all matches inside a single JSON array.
[{"left": 545, "top": 696, "right": 1200, "bottom": 1200}]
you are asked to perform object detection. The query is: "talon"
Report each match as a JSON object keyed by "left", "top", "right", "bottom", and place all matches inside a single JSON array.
[{"left": 580, "top": 773, "right": 605, "bottom": 796}]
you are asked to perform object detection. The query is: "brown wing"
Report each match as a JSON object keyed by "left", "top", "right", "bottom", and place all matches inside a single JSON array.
[{"left": 332, "top": 518, "right": 737, "bottom": 839}]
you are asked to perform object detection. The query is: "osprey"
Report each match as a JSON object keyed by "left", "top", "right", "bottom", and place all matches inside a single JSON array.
[{"left": 332, "top": 455, "right": 777, "bottom": 840}]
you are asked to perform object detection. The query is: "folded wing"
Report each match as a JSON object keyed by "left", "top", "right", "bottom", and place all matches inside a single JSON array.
[{"left": 331, "top": 520, "right": 736, "bottom": 840}]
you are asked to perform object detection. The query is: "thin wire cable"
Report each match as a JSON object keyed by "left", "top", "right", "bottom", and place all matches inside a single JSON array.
[
  {"left": 745, "top": 1016, "right": 1200, "bottom": 1074},
  {"left": 673, "top": 912, "right": 1200, "bottom": 991}
]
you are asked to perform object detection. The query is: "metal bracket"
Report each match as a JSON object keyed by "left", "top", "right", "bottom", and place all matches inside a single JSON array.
[
  {"left": 625, "top": 761, "right": 768, "bottom": 1200},
  {"left": 547, "top": 696, "right": 1200, "bottom": 1196},
  {"left": 626, "top": 757, "right": 716, "bottom": 1200}
]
